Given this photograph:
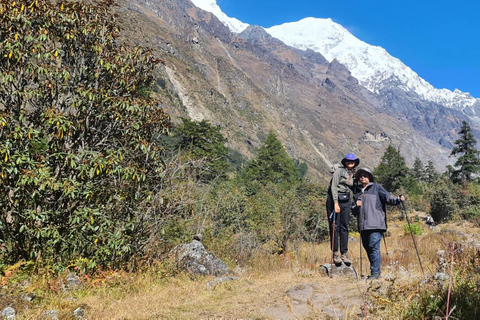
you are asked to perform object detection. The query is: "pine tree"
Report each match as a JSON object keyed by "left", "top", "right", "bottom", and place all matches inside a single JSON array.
[
  {"left": 450, "top": 121, "right": 480, "bottom": 183},
  {"left": 424, "top": 159, "right": 439, "bottom": 183},
  {"left": 411, "top": 157, "right": 426, "bottom": 182},
  {"left": 374, "top": 145, "right": 409, "bottom": 192},
  {"left": 174, "top": 118, "right": 228, "bottom": 181},
  {"left": 242, "top": 131, "right": 300, "bottom": 186}
]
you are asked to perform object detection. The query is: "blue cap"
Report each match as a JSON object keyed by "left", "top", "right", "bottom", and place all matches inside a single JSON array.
[{"left": 341, "top": 153, "right": 360, "bottom": 167}]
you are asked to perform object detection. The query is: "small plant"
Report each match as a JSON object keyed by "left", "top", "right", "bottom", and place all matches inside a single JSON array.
[{"left": 403, "top": 223, "right": 423, "bottom": 236}]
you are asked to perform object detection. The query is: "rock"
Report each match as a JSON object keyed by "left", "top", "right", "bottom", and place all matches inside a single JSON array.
[
  {"left": 43, "top": 310, "right": 59, "bottom": 320},
  {"left": 2, "top": 306, "right": 15, "bottom": 320},
  {"left": 171, "top": 240, "right": 230, "bottom": 276},
  {"left": 21, "top": 292, "right": 36, "bottom": 302},
  {"left": 63, "top": 273, "right": 83, "bottom": 290},
  {"left": 206, "top": 276, "right": 239, "bottom": 290},
  {"left": 285, "top": 284, "right": 320, "bottom": 303},
  {"left": 320, "top": 263, "right": 358, "bottom": 279},
  {"left": 437, "top": 250, "right": 447, "bottom": 273},
  {"left": 73, "top": 307, "right": 85, "bottom": 319},
  {"left": 434, "top": 272, "right": 449, "bottom": 281}
]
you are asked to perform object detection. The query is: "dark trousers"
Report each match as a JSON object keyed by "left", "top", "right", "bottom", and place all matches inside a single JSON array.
[{"left": 326, "top": 191, "right": 351, "bottom": 254}]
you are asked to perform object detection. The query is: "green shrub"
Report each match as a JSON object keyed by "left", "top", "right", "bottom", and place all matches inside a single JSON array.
[
  {"left": 0, "top": 0, "right": 172, "bottom": 269},
  {"left": 403, "top": 223, "right": 423, "bottom": 236},
  {"left": 429, "top": 179, "right": 456, "bottom": 222},
  {"left": 402, "top": 246, "right": 480, "bottom": 319}
]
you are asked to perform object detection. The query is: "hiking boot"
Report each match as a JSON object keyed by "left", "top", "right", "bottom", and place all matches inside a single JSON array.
[
  {"left": 333, "top": 253, "right": 342, "bottom": 266},
  {"left": 341, "top": 253, "right": 352, "bottom": 266},
  {"left": 367, "top": 273, "right": 381, "bottom": 280}
]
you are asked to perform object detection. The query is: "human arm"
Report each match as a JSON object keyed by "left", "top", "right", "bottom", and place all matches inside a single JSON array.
[
  {"left": 378, "top": 185, "right": 405, "bottom": 205},
  {"left": 330, "top": 169, "right": 342, "bottom": 212}
]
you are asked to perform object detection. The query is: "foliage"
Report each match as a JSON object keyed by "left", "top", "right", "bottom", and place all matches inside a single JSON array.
[
  {"left": 450, "top": 121, "right": 480, "bottom": 183},
  {"left": 374, "top": 145, "right": 409, "bottom": 192},
  {"left": 403, "top": 222, "right": 423, "bottom": 236},
  {"left": 0, "top": 0, "right": 172, "bottom": 268},
  {"left": 402, "top": 245, "right": 480, "bottom": 319},
  {"left": 241, "top": 130, "right": 300, "bottom": 190},
  {"left": 428, "top": 178, "right": 456, "bottom": 222},
  {"left": 411, "top": 157, "right": 425, "bottom": 182},
  {"left": 173, "top": 118, "right": 228, "bottom": 182},
  {"left": 424, "top": 159, "right": 439, "bottom": 183}
]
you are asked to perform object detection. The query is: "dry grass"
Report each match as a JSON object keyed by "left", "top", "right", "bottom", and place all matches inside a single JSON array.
[{"left": 15, "top": 218, "right": 480, "bottom": 319}]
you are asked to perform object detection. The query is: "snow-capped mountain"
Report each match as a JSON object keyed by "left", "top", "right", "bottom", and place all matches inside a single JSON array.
[
  {"left": 190, "top": 0, "right": 248, "bottom": 34},
  {"left": 190, "top": 0, "right": 479, "bottom": 113},
  {"left": 265, "top": 18, "right": 479, "bottom": 111}
]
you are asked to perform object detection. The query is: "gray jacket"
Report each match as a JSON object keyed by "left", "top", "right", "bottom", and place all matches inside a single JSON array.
[
  {"left": 330, "top": 167, "right": 356, "bottom": 203},
  {"left": 353, "top": 182, "right": 402, "bottom": 232}
]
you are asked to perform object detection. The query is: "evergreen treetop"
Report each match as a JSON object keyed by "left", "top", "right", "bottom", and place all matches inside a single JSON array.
[
  {"left": 374, "top": 145, "right": 409, "bottom": 192},
  {"left": 450, "top": 121, "right": 480, "bottom": 183}
]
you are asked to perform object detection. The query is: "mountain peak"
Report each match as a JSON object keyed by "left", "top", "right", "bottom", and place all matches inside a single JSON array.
[
  {"left": 264, "top": 18, "right": 479, "bottom": 110},
  {"left": 190, "top": 0, "right": 479, "bottom": 113},
  {"left": 190, "top": 0, "right": 248, "bottom": 33}
]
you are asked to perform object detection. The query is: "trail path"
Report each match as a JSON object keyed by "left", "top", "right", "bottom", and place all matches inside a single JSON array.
[{"left": 263, "top": 266, "right": 373, "bottom": 319}]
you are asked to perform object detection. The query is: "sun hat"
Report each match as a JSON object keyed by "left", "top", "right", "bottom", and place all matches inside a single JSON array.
[
  {"left": 355, "top": 167, "right": 374, "bottom": 182},
  {"left": 341, "top": 153, "right": 360, "bottom": 167}
]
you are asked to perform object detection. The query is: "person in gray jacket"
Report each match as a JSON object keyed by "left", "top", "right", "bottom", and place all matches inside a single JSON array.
[
  {"left": 326, "top": 153, "right": 360, "bottom": 266},
  {"left": 353, "top": 168, "right": 405, "bottom": 279}
]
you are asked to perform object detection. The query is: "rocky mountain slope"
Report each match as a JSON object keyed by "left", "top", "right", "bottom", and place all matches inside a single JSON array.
[
  {"left": 192, "top": 0, "right": 480, "bottom": 149},
  {"left": 265, "top": 18, "right": 480, "bottom": 149},
  {"left": 117, "top": 0, "right": 454, "bottom": 181}
]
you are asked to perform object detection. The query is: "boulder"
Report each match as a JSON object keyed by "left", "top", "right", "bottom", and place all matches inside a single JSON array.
[
  {"left": 171, "top": 240, "right": 230, "bottom": 276},
  {"left": 321, "top": 263, "right": 358, "bottom": 279}
]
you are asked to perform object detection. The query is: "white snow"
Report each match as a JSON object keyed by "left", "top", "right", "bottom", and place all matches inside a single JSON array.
[
  {"left": 190, "top": 1, "right": 480, "bottom": 111},
  {"left": 265, "top": 18, "right": 479, "bottom": 110},
  {"left": 190, "top": 0, "right": 249, "bottom": 34}
]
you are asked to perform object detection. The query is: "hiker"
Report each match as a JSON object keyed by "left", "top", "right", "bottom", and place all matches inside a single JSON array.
[
  {"left": 353, "top": 168, "right": 405, "bottom": 279},
  {"left": 426, "top": 215, "right": 435, "bottom": 228},
  {"left": 326, "top": 153, "right": 360, "bottom": 266}
]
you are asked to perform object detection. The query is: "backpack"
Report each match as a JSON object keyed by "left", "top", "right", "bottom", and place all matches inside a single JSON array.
[{"left": 329, "top": 163, "right": 342, "bottom": 174}]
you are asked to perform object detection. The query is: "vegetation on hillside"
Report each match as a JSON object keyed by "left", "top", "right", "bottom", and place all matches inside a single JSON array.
[{"left": 2, "top": 0, "right": 480, "bottom": 318}]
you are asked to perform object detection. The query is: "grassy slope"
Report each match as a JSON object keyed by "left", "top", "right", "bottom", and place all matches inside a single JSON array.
[{"left": 8, "top": 213, "right": 480, "bottom": 319}]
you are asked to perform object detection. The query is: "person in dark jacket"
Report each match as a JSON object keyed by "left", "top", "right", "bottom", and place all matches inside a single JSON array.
[
  {"left": 353, "top": 168, "right": 405, "bottom": 279},
  {"left": 326, "top": 153, "right": 360, "bottom": 266}
]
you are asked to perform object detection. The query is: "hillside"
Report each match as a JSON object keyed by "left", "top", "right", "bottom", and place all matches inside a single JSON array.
[
  {"left": 116, "top": 0, "right": 454, "bottom": 181},
  {"left": 8, "top": 217, "right": 480, "bottom": 319}
]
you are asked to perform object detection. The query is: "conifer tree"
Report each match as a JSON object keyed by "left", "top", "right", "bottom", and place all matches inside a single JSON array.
[
  {"left": 411, "top": 157, "right": 426, "bottom": 182},
  {"left": 424, "top": 159, "right": 439, "bottom": 183},
  {"left": 450, "top": 121, "right": 480, "bottom": 183},
  {"left": 174, "top": 118, "right": 228, "bottom": 181},
  {"left": 374, "top": 145, "right": 409, "bottom": 192},
  {"left": 243, "top": 131, "right": 300, "bottom": 186}
]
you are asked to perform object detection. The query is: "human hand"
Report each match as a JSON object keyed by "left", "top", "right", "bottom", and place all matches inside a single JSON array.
[{"left": 334, "top": 202, "right": 340, "bottom": 213}]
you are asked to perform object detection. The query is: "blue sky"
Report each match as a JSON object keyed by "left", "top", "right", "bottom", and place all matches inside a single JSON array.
[{"left": 218, "top": 0, "right": 480, "bottom": 98}]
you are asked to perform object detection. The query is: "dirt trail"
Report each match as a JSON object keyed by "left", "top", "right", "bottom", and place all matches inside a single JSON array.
[{"left": 265, "top": 268, "right": 371, "bottom": 319}]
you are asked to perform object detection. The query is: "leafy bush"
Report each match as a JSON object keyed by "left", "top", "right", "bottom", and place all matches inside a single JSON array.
[
  {"left": 429, "top": 179, "right": 456, "bottom": 223},
  {"left": 403, "top": 223, "right": 423, "bottom": 236},
  {"left": 0, "top": 0, "right": 171, "bottom": 268},
  {"left": 402, "top": 246, "right": 480, "bottom": 319}
]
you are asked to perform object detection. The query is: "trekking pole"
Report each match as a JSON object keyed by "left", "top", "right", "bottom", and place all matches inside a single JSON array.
[
  {"left": 401, "top": 200, "right": 425, "bottom": 276},
  {"left": 382, "top": 234, "right": 389, "bottom": 256},
  {"left": 330, "top": 210, "right": 336, "bottom": 278},
  {"left": 359, "top": 231, "right": 363, "bottom": 280}
]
